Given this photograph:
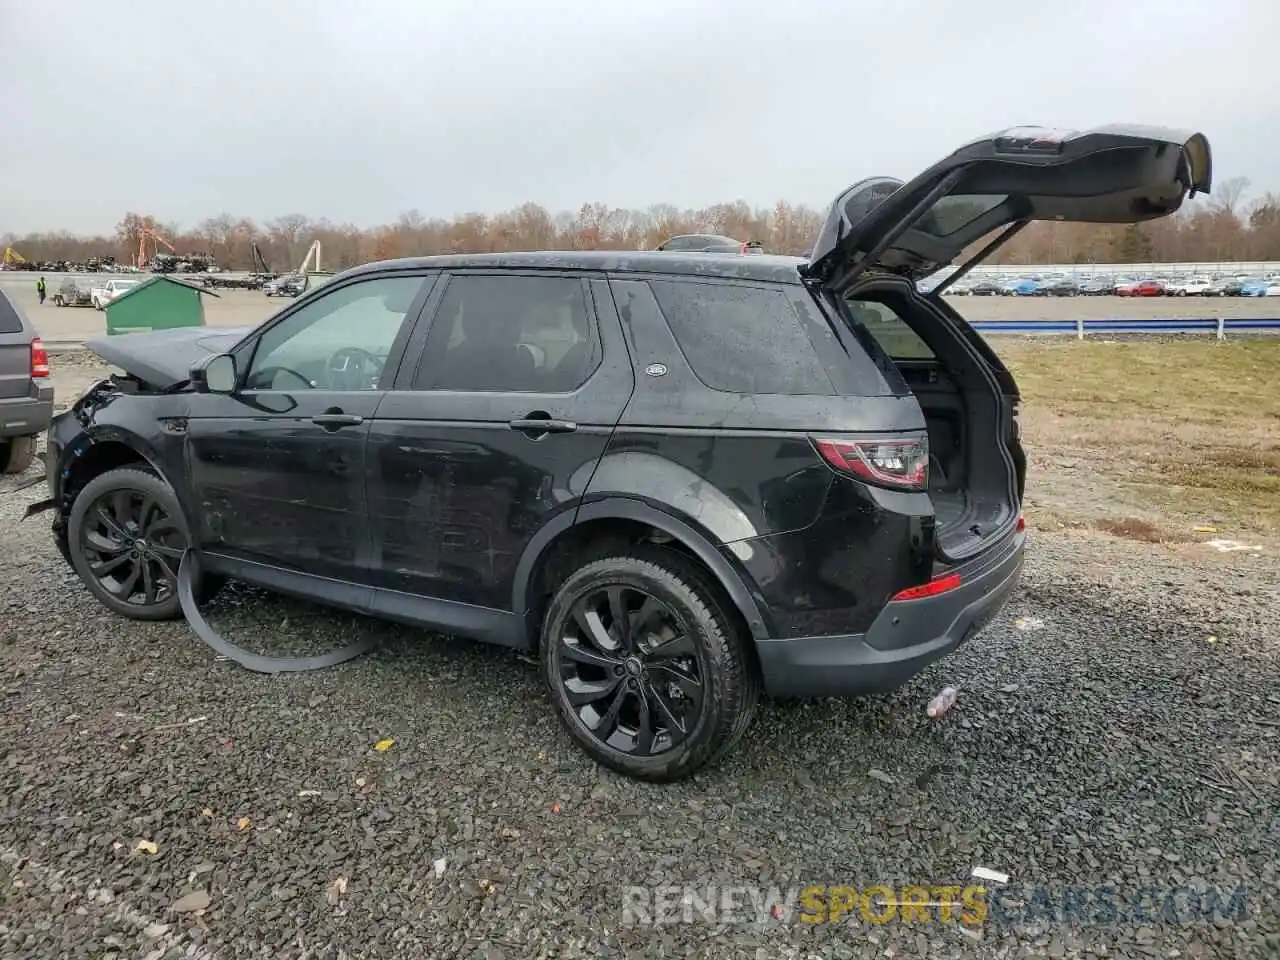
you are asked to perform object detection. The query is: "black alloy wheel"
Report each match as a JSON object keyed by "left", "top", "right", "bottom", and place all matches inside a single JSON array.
[
  {"left": 67, "top": 467, "right": 222, "bottom": 621},
  {"left": 81, "top": 488, "right": 184, "bottom": 606},
  {"left": 559, "top": 583, "right": 704, "bottom": 756},
  {"left": 542, "top": 551, "right": 759, "bottom": 782}
]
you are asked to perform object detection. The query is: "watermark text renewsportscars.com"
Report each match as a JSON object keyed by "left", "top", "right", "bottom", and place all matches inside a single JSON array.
[{"left": 621, "top": 883, "right": 1249, "bottom": 928}]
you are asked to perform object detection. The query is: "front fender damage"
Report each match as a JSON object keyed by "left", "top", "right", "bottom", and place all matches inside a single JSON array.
[{"left": 32, "top": 369, "right": 378, "bottom": 675}]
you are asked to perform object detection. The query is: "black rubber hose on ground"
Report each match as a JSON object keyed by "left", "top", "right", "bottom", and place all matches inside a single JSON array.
[{"left": 177, "top": 548, "right": 376, "bottom": 674}]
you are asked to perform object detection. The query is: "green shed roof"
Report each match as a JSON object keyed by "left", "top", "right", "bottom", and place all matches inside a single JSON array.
[{"left": 108, "top": 275, "right": 221, "bottom": 307}]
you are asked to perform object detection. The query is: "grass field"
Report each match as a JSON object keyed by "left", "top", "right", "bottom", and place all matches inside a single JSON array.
[{"left": 999, "top": 338, "right": 1280, "bottom": 541}]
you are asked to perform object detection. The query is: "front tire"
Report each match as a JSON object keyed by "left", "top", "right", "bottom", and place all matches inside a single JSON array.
[
  {"left": 67, "top": 467, "right": 221, "bottom": 620},
  {"left": 541, "top": 549, "right": 759, "bottom": 782}
]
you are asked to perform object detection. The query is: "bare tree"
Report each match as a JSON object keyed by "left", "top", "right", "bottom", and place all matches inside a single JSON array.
[
  {"left": 1210, "top": 177, "right": 1250, "bottom": 220},
  {"left": 13, "top": 184, "right": 1280, "bottom": 271},
  {"left": 265, "top": 214, "right": 311, "bottom": 267}
]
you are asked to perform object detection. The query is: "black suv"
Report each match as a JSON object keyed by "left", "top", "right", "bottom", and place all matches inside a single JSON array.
[{"left": 30, "top": 125, "right": 1210, "bottom": 781}]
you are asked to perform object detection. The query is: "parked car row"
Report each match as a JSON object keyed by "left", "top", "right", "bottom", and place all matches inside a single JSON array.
[{"left": 937, "top": 272, "right": 1280, "bottom": 297}]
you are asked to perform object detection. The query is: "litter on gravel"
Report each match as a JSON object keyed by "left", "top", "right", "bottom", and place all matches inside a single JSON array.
[
  {"left": 926, "top": 686, "right": 958, "bottom": 718},
  {"left": 1205, "top": 539, "right": 1263, "bottom": 553},
  {"left": 970, "top": 866, "right": 1010, "bottom": 884}
]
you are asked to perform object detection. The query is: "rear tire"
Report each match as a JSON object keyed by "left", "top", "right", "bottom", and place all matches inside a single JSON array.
[
  {"left": 1, "top": 435, "right": 37, "bottom": 474},
  {"left": 541, "top": 548, "right": 759, "bottom": 782},
  {"left": 67, "top": 466, "right": 223, "bottom": 620}
]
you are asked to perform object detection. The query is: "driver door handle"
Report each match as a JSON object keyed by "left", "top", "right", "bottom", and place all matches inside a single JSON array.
[
  {"left": 509, "top": 418, "right": 577, "bottom": 434},
  {"left": 311, "top": 413, "right": 364, "bottom": 429}
]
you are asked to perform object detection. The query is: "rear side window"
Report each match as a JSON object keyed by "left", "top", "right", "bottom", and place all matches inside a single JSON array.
[
  {"left": 413, "top": 275, "right": 600, "bottom": 393},
  {"left": 0, "top": 292, "right": 25, "bottom": 334},
  {"left": 649, "top": 280, "right": 837, "bottom": 395}
]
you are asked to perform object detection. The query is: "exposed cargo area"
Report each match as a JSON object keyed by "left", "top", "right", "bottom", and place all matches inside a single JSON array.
[{"left": 843, "top": 285, "right": 1022, "bottom": 562}]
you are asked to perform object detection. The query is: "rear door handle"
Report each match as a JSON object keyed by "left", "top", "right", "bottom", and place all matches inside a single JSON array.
[
  {"left": 509, "top": 418, "right": 577, "bottom": 435},
  {"left": 311, "top": 413, "right": 364, "bottom": 429}
]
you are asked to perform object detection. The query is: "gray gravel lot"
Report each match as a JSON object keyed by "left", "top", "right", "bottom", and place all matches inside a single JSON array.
[{"left": 1, "top": 361, "right": 1278, "bottom": 959}]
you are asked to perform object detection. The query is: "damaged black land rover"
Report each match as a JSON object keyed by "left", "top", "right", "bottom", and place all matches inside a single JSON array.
[{"left": 30, "top": 125, "right": 1211, "bottom": 781}]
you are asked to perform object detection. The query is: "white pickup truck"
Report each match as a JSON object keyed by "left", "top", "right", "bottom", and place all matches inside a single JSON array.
[{"left": 90, "top": 278, "right": 141, "bottom": 310}]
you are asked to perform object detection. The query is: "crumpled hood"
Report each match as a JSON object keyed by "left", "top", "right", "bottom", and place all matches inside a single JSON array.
[{"left": 85, "top": 325, "right": 257, "bottom": 389}]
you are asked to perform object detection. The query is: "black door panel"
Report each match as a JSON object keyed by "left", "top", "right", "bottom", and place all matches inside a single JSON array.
[
  {"left": 367, "top": 274, "right": 634, "bottom": 610},
  {"left": 184, "top": 272, "right": 433, "bottom": 582},
  {"left": 186, "top": 391, "right": 381, "bottom": 577},
  {"left": 366, "top": 410, "right": 616, "bottom": 606}
]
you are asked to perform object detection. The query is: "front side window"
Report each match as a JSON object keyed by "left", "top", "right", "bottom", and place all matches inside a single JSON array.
[
  {"left": 244, "top": 275, "right": 425, "bottom": 391},
  {"left": 413, "top": 275, "right": 599, "bottom": 393}
]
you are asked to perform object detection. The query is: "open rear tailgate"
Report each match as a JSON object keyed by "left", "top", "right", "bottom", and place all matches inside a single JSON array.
[{"left": 803, "top": 124, "right": 1211, "bottom": 292}]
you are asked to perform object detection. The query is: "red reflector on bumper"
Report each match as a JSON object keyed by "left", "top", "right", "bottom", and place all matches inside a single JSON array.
[
  {"left": 891, "top": 572, "right": 962, "bottom": 602},
  {"left": 1016, "top": 515, "right": 1026, "bottom": 533}
]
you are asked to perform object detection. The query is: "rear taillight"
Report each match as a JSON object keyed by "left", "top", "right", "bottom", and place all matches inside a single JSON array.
[
  {"left": 813, "top": 436, "right": 929, "bottom": 491},
  {"left": 30, "top": 337, "right": 49, "bottom": 378},
  {"left": 892, "top": 571, "right": 962, "bottom": 602},
  {"left": 1016, "top": 515, "right": 1026, "bottom": 533}
]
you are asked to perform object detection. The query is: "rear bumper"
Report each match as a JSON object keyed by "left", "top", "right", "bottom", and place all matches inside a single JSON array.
[
  {"left": 0, "top": 389, "right": 54, "bottom": 438},
  {"left": 755, "top": 529, "right": 1025, "bottom": 698}
]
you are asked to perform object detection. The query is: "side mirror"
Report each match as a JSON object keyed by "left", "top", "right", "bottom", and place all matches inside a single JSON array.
[{"left": 191, "top": 353, "right": 238, "bottom": 394}]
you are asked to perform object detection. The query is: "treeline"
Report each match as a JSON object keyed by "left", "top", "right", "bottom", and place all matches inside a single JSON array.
[{"left": 5, "top": 177, "right": 1280, "bottom": 270}]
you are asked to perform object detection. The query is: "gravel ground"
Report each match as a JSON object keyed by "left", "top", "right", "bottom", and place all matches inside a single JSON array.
[{"left": 1, "top": 366, "right": 1278, "bottom": 959}]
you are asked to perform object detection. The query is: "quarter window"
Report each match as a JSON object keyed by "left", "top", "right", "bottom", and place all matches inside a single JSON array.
[{"left": 648, "top": 280, "right": 838, "bottom": 395}]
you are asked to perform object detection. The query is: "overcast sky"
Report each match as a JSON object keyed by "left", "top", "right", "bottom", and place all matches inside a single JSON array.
[{"left": 1, "top": 0, "right": 1275, "bottom": 235}]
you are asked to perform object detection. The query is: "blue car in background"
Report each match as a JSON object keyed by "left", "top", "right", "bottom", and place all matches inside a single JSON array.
[
  {"left": 1240, "top": 279, "right": 1270, "bottom": 297},
  {"left": 1002, "top": 278, "right": 1039, "bottom": 296}
]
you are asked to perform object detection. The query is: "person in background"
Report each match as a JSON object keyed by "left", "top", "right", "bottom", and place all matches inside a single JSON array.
[{"left": 36, "top": 276, "right": 46, "bottom": 305}]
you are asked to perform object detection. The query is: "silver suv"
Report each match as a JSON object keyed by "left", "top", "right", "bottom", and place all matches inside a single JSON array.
[{"left": 0, "top": 287, "right": 53, "bottom": 473}]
